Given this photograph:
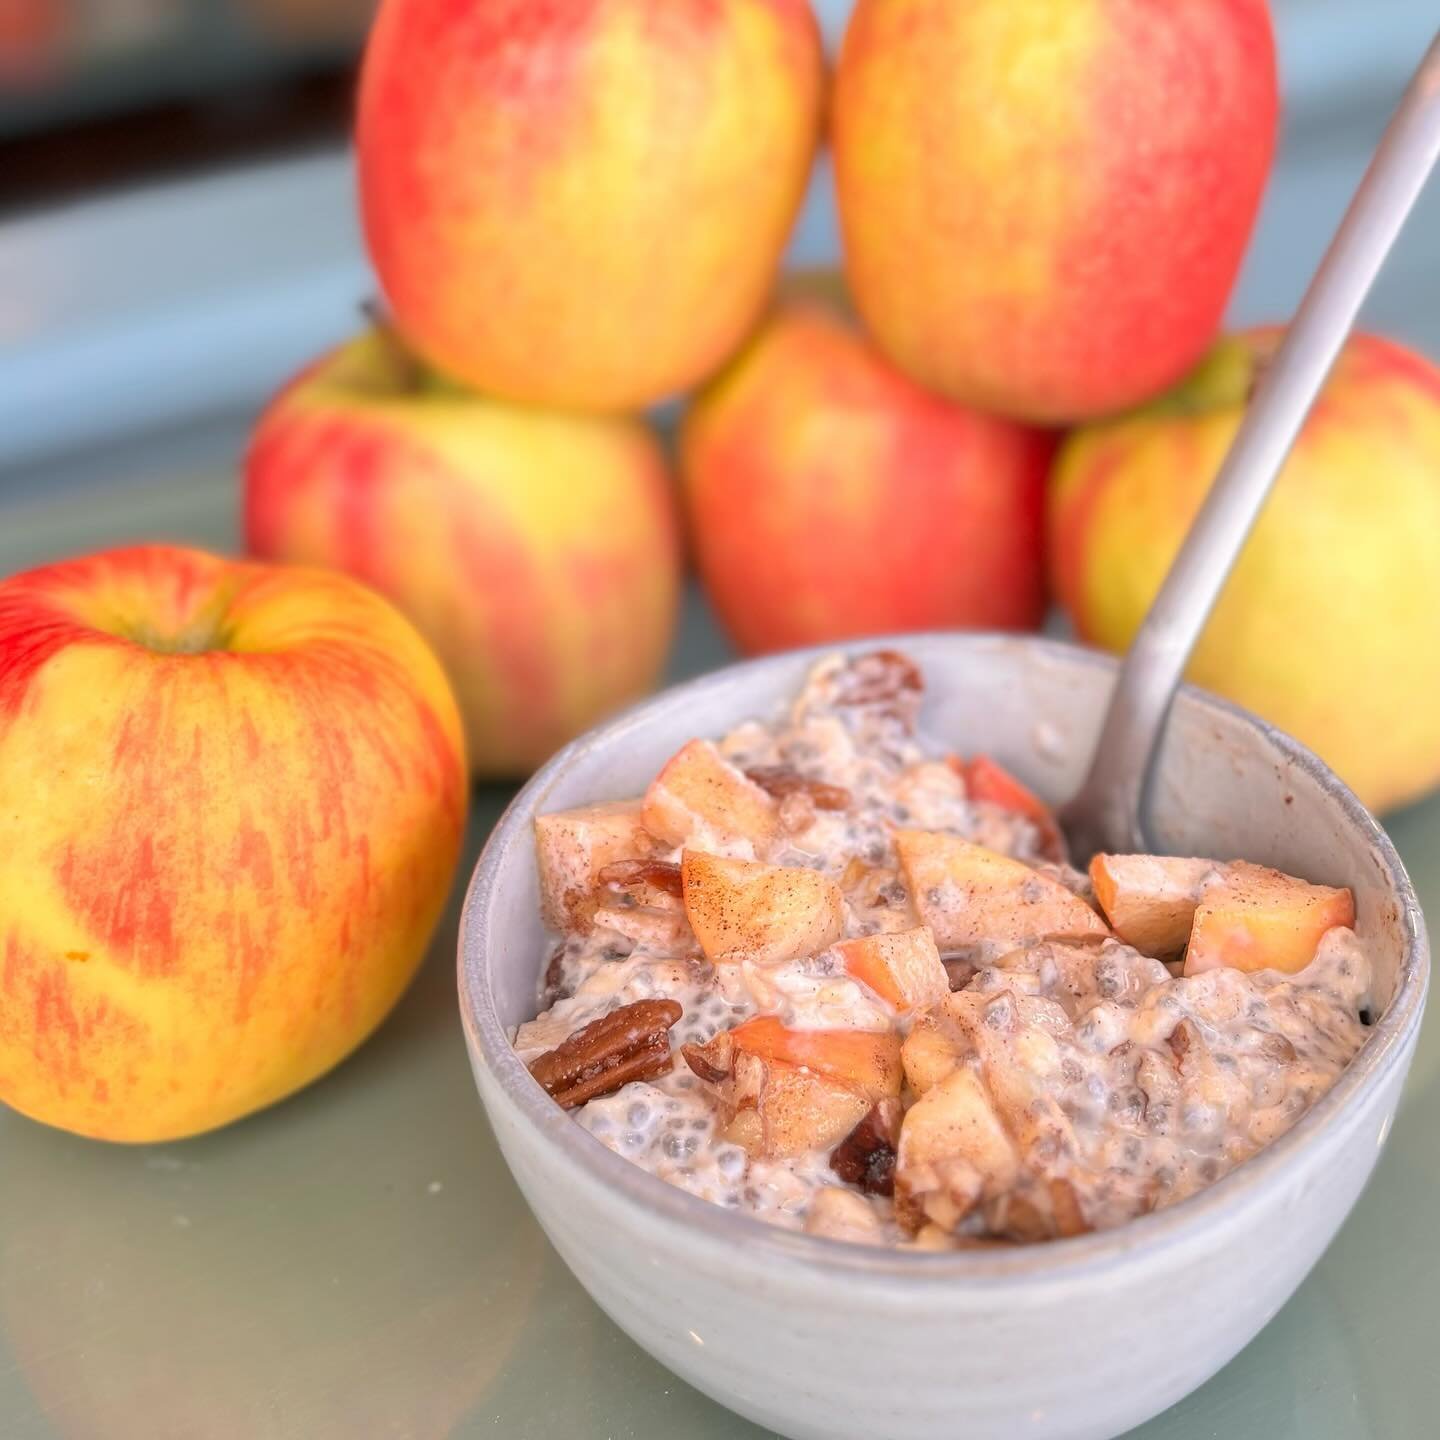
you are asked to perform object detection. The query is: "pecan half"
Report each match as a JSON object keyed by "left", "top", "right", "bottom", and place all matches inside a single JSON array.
[
  {"left": 529, "top": 999, "right": 683, "bottom": 1109},
  {"left": 597, "top": 857, "right": 684, "bottom": 898},
  {"left": 744, "top": 765, "right": 851, "bottom": 812},
  {"left": 829, "top": 1098, "right": 902, "bottom": 1196}
]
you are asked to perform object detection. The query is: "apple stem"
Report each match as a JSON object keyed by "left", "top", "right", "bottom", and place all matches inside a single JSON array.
[{"left": 362, "top": 299, "right": 427, "bottom": 394}]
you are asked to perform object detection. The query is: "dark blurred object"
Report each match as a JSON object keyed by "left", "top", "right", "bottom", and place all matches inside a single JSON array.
[
  {"left": 0, "top": 0, "right": 377, "bottom": 212},
  {"left": 243, "top": 0, "right": 375, "bottom": 42}
]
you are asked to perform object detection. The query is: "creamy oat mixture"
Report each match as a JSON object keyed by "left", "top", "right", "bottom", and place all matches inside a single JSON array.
[{"left": 515, "top": 652, "right": 1372, "bottom": 1249}]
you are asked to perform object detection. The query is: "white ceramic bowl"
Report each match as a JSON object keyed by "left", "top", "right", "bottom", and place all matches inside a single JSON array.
[{"left": 458, "top": 635, "right": 1428, "bottom": 1440}]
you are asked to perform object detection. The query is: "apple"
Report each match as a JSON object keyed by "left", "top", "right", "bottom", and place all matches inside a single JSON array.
[
  {"left": 726, "top": 1015, "right": 903, "bottom": 1102},
  {"left": 1087, "top": 854, "right": 1220, "bottom": 959},
  {"left": 894, "top": 1066, "right": 1019, "bottom": 1234},
  {"left": 682, "top": 1027, "right": 876, "bottom": 1160},
  {"left": 356, "top": 0, "right": 824, "bottom": 411},
  {"left": 534, "top": 799, "right": 651, "bottom": 933},
  {"left": 0, "top": 544, "right": 467, "bottom": 1142},
  {"left": 833, "top": 927, "right": 948, "bottom": 1014},
  {"left": 1089, "top": 853, "right": 1354, "bottom": 973},
  {"left": 681, "top": 292, "right": 1053, "bottom": 654},
  {"left": 680, "top": 850, "right": 844, "bottom": 965},
  {"left": 894, "top": 831, "right": 1109, "bottom": 954},
  {"left": 0, "top": 1, "right": 68, "bottom": 81},
  {"left": 244, "top": 328, "right": 682, "bottom": 779},
  {"left": 641, "top": 738, "right": 778, "bottom": 853},
  {"left": 1051, "top": 330, "right": 1440, "bottom": 813},
  {"left": 832, "top": 0, "right": 1277, "bottom": 421}
]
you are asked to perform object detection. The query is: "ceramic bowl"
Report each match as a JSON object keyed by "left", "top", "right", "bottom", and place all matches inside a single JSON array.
[{"left": 457, "top": 635, "right": 1428, "bottom": 1440}]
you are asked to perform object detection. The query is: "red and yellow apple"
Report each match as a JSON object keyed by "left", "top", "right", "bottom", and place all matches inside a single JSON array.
[
  {"left": 832, "top": 0, "right": 1278, "bottom": 421},
  {"left": 244, "top": 328, "right": 681, "bottom": 778},
  {"left": 357, "top": 0, "right": 824, "bottom": 411},
  {"left": 0, "top": 0, "right": 69, "bottom": 80},
  {"left": 1051, "top": 330, "right": 1440, "bottom": 813},
  {"left": 681, "top": 293, "right": 1054, "bottom": 654},
  {"left": 0, "top": 544, "right": 467, "bottom": 1142}
]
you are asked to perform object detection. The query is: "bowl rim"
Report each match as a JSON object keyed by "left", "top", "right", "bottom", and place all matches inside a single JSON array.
[{"left": 457, "top": 633, "right": 1430, "bottom": 1285}]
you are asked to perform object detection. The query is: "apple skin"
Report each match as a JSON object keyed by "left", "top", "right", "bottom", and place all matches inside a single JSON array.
[
  {"left": 244, "top": 329, "right": 682, "bottom": 778},
  {"left": 356, "top": 0, "right": 824, "bottom": 411},
  {"left": 680, "top": 293, "right": 1054, "bottom": 655},
  {"left": 1051, "top": 330, "right": 1440, "bottom": 814},
  {"left": 832, "top": 0, "right": 1278, "bottom": 422},
  {"left": 0, "top": 544, "right": 467, "bottom": 1142}
]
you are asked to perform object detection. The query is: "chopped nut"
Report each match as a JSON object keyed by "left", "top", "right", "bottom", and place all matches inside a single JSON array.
[
  {"left": 1048, "top": 1178, "right": 1090, "bottom": 1238},
  {"left": 681, "top": 1033, "right": 732, "bottom": 1085},
  {"left": 744, "top": 765, "right": 852, "bottom": 811},
  {"left": 830, "top": 1098, "right": 903, "bottom": 1196},
  {"left": 540, "top": 945, "right": 569, "bottom": 1008},
  {"left": 597, "top": 857, "right": 684, "bottom": 898},
  {"left": 907, "top": 1223, "right": 963, "bottom": 1251},
  {"left": 592, "top": 904, "right": 693, "bottom": 950},
  {"left": 777, "top": 791, "right": 818, "bottom": 834},
  {"left": 985, "top": 1185, "right": 1048, "bottom": 1243},
  {"left": 1167, "top": 1018, "right": 1201, "bottom": 1063},
  {"left": 831, "top": 650, "right": 923, "bottom": 722},
  {"left": 1136, "top": 1048, "right": 1180, "bottom": 1129},
  {"left": 1258, "top": 1031, "right": 1298, "bottom": 1065},
  {"left": 529, "top": 999, "right": 682, "bottom": 1109},
  {"left": 943, "top": 957, "right": 978, "bottom": 992}
]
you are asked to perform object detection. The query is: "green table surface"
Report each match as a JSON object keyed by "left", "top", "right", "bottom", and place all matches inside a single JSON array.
[{"left": 1, "top": 453, "right": 1437, "bottom": 1440}]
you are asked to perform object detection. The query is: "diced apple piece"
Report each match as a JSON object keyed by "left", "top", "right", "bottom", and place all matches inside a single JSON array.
[
  {"left": 895, "top": 830, "right": 1109, "bottom": 954},
  {"left": 901, "top": 1013, "right": 963, "bottom": 1096},
  {"left": 955, "top": 755, "right": 1066, "bottom": 862},
  {"left": 1089, "top": 853, "right": 1221, "bottom": 958},
  {"left": 728, "top": 1015, "right": 902, "bottom": 1101},
  {"left": 681, "top": 850, "right": 843, "bottom": 964},
  {"left": 534, "top": 799, "right": 650, "bottom": 932},
  {"left": 804, "top": 1187, "right": 885, "bottom": 1244},
  {"left": 591, "top": 904, "right": 693, "bottom": 951},
  {"left": 641, "top": 739, "right": 777, "bottom": 851},
  {"left": 894, "top": 1066, "right": 1020, "bottom": 1233},
  {"left": 900, "top": 988, "right": 995, "bottom": 1095},
  {"left": 986, "top": 1176, "right": 1091, "bottom": 1243},
  {"left": 834, "top": 926, "right": 949, "bottom": 1013},
  {"left": 724, "top": 1050, "right": 871, "bottom": 1159},
  {"left": 893, "top": 761, "right": 970, "bottom": 831},
  {"left": 1184, "top": 861, "right": 1355, "bottom": 976},
  {"left": 1092, "top": 854, "right": 1355, "bottom": 974}
]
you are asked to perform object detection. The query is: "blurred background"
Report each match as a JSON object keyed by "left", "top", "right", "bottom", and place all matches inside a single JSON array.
[{"left": 1, "top": 0, "right": 1437, "bottom": 556}]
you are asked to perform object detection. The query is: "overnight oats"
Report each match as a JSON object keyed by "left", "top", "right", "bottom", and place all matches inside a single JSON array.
[{"left": 513, "top": 651, "right": 1372, "bottom": 1249}]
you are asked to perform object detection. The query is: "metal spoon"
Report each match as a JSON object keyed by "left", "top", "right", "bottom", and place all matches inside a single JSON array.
[{"left": 1062, "top": 31, "right": 1440, "bottom": 862}]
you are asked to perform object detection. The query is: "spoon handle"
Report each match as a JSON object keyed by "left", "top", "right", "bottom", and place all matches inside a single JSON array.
[{"left": 1063, "top": 30, "right": 1440, "bottom": 860}]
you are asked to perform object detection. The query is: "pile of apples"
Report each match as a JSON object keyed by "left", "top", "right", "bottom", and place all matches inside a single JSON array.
[
  {"left": 248, "top": 0, "right": 1440, "bottom": 817},
  {"left": 6, "top": 0, "right": 1439, "bottom": 1147}
]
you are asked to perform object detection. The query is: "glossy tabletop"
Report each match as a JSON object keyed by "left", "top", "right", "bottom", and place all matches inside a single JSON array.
[{"left": 0, "top": 457, "right": 1437, "bottom": 1440}]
